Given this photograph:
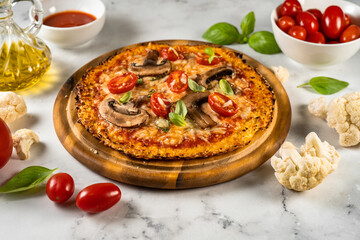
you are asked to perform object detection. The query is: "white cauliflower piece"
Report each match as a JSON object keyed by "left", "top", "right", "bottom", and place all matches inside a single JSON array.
[
  {"left": 269, "top": 66, "right": 289, "bottom": 83},
  {"left": 271, "top": 132, "right": 340, "bottom": 191},
  {"left": 0, "top": 92, "right": 27, "bottom": 124},
  {"left": 309, "top": 92, "right": 360, "bottom": 147},
  {"left": 308, "top": 97, "right": 327, "bottom": 119},
  {"left": 327, "top": 92, "right": 360, "bottom": 147},
  {"left": 13, "top": 129, "right": 39, "bottom": 160}
]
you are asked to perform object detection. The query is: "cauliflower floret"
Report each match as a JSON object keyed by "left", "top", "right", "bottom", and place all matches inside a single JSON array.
[
  {"left": 308, "top": 97, "right": 327, "bottom": 119},
  {"left": 0, "top": 92, "right": 27, "bottom": 124},
  {"left": 271, "top": 132, "right": 340, "bottom": 191},
  {"left": 269, "top": 66, "right": 289, "bottom": 83},
  {"left": 13, "top": 129, "right": 39, "bottom": 160},
  {"left": 309, "top": 92, "right": 360, "bottom": 147}
]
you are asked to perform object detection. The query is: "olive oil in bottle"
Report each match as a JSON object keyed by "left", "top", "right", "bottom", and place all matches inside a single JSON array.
[{"left": 0, "top": 40, "right": 51, "bottom": 91}]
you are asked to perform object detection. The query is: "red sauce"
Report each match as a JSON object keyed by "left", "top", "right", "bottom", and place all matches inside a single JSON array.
[{"left": 44, "top": 10, "right": 96, "bottom": 28}]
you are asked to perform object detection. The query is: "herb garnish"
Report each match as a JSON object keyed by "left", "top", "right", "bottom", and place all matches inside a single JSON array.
[
  {"left": 169, "top": 100, "right": 187, "bottom": 127},
  {"left": 219, "top": 79, "right": 234, "bottom": 96},
  {"left": 188, "top": 79, "right": 205, "bottom": 92},
  {"left": 297, "top": 77, "right": 349, "bottom": 95},
  {"left": 119, "top": 91, "right": 132, "bottom": 104}
]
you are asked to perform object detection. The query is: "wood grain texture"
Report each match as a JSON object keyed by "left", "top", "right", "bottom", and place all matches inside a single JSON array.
[{"left": 53, "top": 40, "right": 291, "bottom": 189}]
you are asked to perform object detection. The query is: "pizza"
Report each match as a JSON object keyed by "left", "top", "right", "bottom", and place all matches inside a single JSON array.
[{"left": 75, "top": 43, "right": 275, "bottom": 159}]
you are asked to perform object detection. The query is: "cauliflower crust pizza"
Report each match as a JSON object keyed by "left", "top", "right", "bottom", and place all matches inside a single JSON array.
[{"left": 75, "top": 43, "right": 275, "bottom": 159}]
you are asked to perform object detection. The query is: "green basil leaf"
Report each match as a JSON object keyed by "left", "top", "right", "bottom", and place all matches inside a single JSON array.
[
  {"left": 155, "top": 118, "right": 171, "bottom": 132},
  {"left": 241, "top": 11, "right": 255, "bottom": 37},
  {"left": 169, "top": 112, "right": 186, "bottom": 127},
  {"left": 136, "top": 78, "right": 144, "bottom": 85},
  {"left": 298, "top": 77, "right": 349, "bottom": 95},
  {"left": 219, "top": 79, "right": 234, "bottom": 96},
  {"left": 188, "top": 79, "right": 205, "bottom": 92},
  {"left": 248, "top": 31, "right": 281, "bottom": 54},
  {"left": 175, "top": 100, "right": 187, "bottom": 118},
  {"left": 204, "top": 47, "right": 215, "bottom": 63},
  {"left": 0, "top": 166, "right": 57, "bottom": 193},
  {"left": 202, "top": 22, "right": 240, "bottom": 45},
  {"left": 119, "top": 91, "right": 132, "bottom": 104},
  {"left": 237, "top": 34, "right": 247, "bottom": 44}
]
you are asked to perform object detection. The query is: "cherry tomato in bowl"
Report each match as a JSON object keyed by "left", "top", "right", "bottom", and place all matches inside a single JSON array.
[
  {"left": 76, "top": 183, "right": 121, "bottom": 213},
  {"left": 306, "top": 9, "right": 322, "bottom": 23},
  {"left": 0, "top": 118, "right": 13, "bottom": 169},
  {"left": 306, "top": 32, "right": 326, "bottom": 44},
  {"left": 296, "top": 11, "right": 319, "bottom": 34},
  {"left": 107, "top": 72, "right": 138, "bottom": 94},
  {"left": 208, "top": 92, "right": 238, "bottom": 117},
  {"left": 167, "top": 70, "right": 188, "bottom": 93},
  {"left": 277, "top": 16, "right": 296, "bottom": 32},
  {"left": 340, "top": 24, "right": 360, "bottom": 43},
  {"left": 279, "top": 0, "right": 302, "bottom": 18},
  {"left": 150, "top": 92, "right": 171, "bottom": 117},
  {"left": 46, "top": 173, "right": 75, "bottom": 203},
  {"left": 321, "top": 5, "right": 345, "bottom": 40},
  {"left": 288, "top": 25, "right": 307, "bottom": 41}
]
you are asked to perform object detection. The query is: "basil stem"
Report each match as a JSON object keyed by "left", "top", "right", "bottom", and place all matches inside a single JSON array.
[
  {"left": 248, "top": 31, "right": 282, "bottom": 54},
  {"left": 241, "top": 11, "right": 255, "bottom": 39},
  {"left": 119, "top": 91, "right": 132, "bottom": 104},
  {"left": 298, "top": 77, "right": 349, "bottom": 95},
  {"left": 175, "top": 100, "right": 187, "bottom": 118},
  {"left": 202, "top": 22, "right": 240, "bottom": 45},
  {"left": 169, "top": 113, "right": 187, "bottom": 127},
  {"left": 204, "top": 47, "right": 215, "bottom": 63},
  {"left": 219, "top": 79, "right": 234, "bottom": 96},
  {"left": 188, "top": 79, "right": 205, "bottom": 92},
  {"left": 0, "top": 166, "right": 57, "bottom": 193}
]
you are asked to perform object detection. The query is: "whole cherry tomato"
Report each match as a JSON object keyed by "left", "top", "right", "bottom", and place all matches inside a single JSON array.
[
  {"left": 167, "top": 70, "right": 188, "bottom": 93},
  {"left": 160, "top": 48, "right": 184, "bottom": 61},
  {"left": 327, "top": 40, "right": 339, "bottom": 44},
  {"left": 306, "top": 32, "right": 326, "bottom": 44},
  {"left": 306, "top": 9, "right": 322, "bottom": 23},
  {"left": 296, "top": 12, "right": 319, "bottom": 34},
  {"left": 279, "top": 0, "right": 302, "bottom": 18},
  {"left": 46, "top": 173, "right": 75, "bottom": 203},
  {"left": 150, "top": 92, "right": 171, "bottom": 117},
  {"left": 107, "top": 73, "right": 138, "bottom": 94},
  {"left": 288, "top": 25, "right": 307, "bottom": 41},
  {"left": 340, "top": 24, "right": 360, "bottom": 43},
  {"left": 208, "top": 92, "right": 238, "bottom": 117},
  {"left": 76, "top": 183, "right": 121, "bottom": 213},
  {"left": 321, "top": 6, "right": 345, "bottom": 39},
  {"left": 0, "top": 118, "right": 13, "bottom": 169},
  {"left": 277, "top": 16, "right": 296, "bottom": 33},
  {"left": 195, "top": 53, "right": 223, "bottom": 66},
  {"left": 344, "top": 14, "right": 351, "bottom": 29}
]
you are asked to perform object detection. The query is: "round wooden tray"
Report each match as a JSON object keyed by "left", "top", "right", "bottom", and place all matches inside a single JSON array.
[{"left": 53, "top": 40, "right": 291, "bottom": 189}]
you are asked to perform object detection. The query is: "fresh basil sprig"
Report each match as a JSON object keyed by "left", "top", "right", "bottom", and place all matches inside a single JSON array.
[
  {"left": 169, "top": 100, "right": 187, "bottom": 127},
  {"left": 188, "top": 79, "right": 205, "bottom": 92},
  {"left": 204, "top": 47, "right": 215, "bottom": 64},
  {"left": 0, "top": 166, "right": 57, "bottom": 193},
  {"left": 297, "top": 77, "right": 349, "bottom": 95},
  {"left": 202, "top": 22, "right": 240, "bottom": 45},
  {"left": 119, "top": 91, "right": 132, "bottom": 104},
  {"left": 248, "top": 31, "right": 281, "bottom": 54},
  {"left": 219, "top": 79, "right": 234, "bottom": 96},
  {"left": 202, "top": 11, "right": 281, "bottom": 55}
]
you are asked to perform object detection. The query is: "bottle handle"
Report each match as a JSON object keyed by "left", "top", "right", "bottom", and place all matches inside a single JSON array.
[{"left": 12, "top": 0, "right": 43, "bottom": 35}]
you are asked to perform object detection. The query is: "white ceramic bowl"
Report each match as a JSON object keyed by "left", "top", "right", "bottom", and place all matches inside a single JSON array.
[
  {"left": 38, "top": 0, "right": 106, "bottom": 48},
  {"left": 271, "top": 0, "right": 360, "bottom": 67}
]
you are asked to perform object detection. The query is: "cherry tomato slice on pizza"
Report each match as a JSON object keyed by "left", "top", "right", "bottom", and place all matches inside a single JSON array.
[
  {"left": 107, "top": 72, "right": 137, "bottom": 94},
  {"left": 195, "top": 53, "right": 223, "bottom": 66},
  {"left": 167, "top": 70, "right": 188, "bottom": 93},
  {"left": 161, "top": 48, "right": 184, "bottom": 61},
  {"left": 208, "top": 92, "right": 238, "bottom": 117},
  {"left": 150, "top": 92, "right": 171, "bottom": 118}
]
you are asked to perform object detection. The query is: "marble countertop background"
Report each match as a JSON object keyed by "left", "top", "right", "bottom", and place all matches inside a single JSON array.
[{"left": 1, "top": 0, "right": 360, "bottom": 239}]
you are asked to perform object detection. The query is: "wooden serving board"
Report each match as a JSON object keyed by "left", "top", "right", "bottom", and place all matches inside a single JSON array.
[{"left": 53, "top": 40, "right": 291, "bottom": 189}]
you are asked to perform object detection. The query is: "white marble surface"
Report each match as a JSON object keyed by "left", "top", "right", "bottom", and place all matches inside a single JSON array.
[{"left": 1, "top": 0, "right": 360, "bottom": 239}]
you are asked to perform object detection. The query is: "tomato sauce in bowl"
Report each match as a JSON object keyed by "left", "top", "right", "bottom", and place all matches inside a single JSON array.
[{"left": 43, "top": 10, "right": 97, "bottom": 28}]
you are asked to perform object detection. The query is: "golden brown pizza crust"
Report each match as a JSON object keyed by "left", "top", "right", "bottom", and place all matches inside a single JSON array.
[{"left": 75, "top": 43, "right": 274, "bottom": 159}]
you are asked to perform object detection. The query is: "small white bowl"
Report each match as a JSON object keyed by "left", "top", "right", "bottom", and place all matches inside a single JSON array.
[
  {"left": 38, "top": 0, "right": 106, "bottom": 48},
  {"left": 271, "top": 0, "right": 360, "bottom": 67}
]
